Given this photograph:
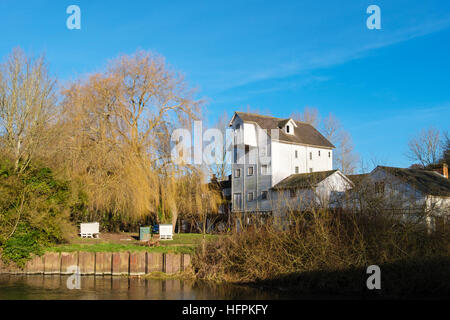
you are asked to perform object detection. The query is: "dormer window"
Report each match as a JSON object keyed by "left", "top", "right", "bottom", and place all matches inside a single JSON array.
[{"left": 282, "top": 118, "right": 297, "bottom": 135}]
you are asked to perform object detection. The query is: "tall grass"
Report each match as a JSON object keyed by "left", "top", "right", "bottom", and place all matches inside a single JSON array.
[{"left": 193, "top": 209, "right": 449, "bottom": 296}]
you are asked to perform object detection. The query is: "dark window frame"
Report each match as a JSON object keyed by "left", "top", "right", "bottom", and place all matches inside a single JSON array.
[{"left": 261, "top": 164, "right": 268, "bottom": 175}]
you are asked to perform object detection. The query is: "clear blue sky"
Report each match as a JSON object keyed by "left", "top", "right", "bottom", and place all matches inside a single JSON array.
[{"left": 1, "top": 0, "right": 449, "bottom": 170}]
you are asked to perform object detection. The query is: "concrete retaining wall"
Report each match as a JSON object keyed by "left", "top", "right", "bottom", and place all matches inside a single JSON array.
[{"left": 0, "top": 252, "right": 192, "bottom": 276}]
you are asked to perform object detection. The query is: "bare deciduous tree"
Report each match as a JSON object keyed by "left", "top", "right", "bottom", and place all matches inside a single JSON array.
[
  {"left": 406, "top": 127, "right": 441, "bottom": 167},
  {"left": 295, "top": 109, "right": 359, "bottom": 174},
  {"left": 0, "top": 48, "right": 56, "bottom": 173},
  {"left": 441, "top": 131, "right": 449, "bottom": 164},
  {"left": 205, "top": 111, "right": 232, "bottom": 181},
  {"left": 335, "top": 130, "right": 358, "bottom": 174},
  {"left": 291, "top": 106, "right": 320, "bottom": 128},
  {"left": 322, "top": 113, "right": 340, "bottom": 142}
]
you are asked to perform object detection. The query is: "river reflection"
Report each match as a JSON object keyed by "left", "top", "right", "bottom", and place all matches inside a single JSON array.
[{"left": 0, "top": 275, "right": 284, "bottom": 300}]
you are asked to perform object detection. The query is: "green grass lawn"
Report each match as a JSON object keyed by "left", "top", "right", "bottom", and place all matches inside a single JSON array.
[{"left": 46, "top": 233, "right": 220, "bottom": 254}]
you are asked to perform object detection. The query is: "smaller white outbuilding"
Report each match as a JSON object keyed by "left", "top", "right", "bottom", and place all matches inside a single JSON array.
[
  {"left": 368, "top": 166, "right": 449, "bottom": 216},
  {"left": 270, "top": 169, "right": 354, "bottom": 213},
  {"left": 345, "top": 165, "right": 450, "bottom": 231}
]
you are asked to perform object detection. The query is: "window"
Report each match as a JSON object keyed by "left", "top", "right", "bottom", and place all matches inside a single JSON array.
[
  {"left": 247, "top": 192, "right": 254, "bottom": 201},
  {"left": 318, "top": 150, "right": 321, "bottom": 157},
  {"left": 295, "top": 166, "right": 299, "bottom": 174},
  {"left": 261, "top": 165, "right": 268, "bottom": 175},
  {"left": 234, "top": 169, "right": 241, "bottom": 178},
  {"left": 290, "top": 189, "right": 296, "bottom": 198},
  {"left": 286, "top": 125, "right": 290, "bottom": 133},
  {"left": 309, "top": 152, "right": 312, "bottom": 160},
  {"left": 309, "top": 168, "right": 313, "bottom": 173},
  {"left": 328, "top": 152, "right": 331, "bottom": 158},
  {"left": 233, "top": 193, "right": 242, "bottom": 209},
  {"left": 295, "top": 150, "right": 298, "bottom": 158},
  {"left": 261, "top": 191, "right": 268, "bottom": 200},
  {"left": 247, "top": 166, "right": 254, "bottom": 176},
  {"left": 233, "top": 146, "right": 238, "bottom": 164},
  {"left": 375, "top": 182, "right": 385, "bottom": 195},
  {"left": 245, "top": 145, "right": 250, "bottom": 164}
]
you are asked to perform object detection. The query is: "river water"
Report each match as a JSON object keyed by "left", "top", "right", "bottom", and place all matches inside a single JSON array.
[{"left": 0, "top": 275, "right": 286, "bottom": 300}]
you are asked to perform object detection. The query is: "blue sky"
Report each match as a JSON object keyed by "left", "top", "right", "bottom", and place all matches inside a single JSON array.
[{"left": 1, "top": 0, "right": 449, "bottom": 170}]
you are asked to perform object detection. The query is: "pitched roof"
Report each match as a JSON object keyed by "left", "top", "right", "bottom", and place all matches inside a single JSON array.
[
  {"left": 272, "top": 170, "right": 338, "bottom": 190},
  {"left": 232, "top": 112, "right": 335, "bottom": 149},
  {"left": 347, "top": 173, "right": 369, "bottom": 185},
  {"left": 377, "top": 166, "right": 450, "bottom": 197}
]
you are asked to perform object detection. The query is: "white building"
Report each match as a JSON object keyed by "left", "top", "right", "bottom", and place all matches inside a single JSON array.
[
  {"left": 229, "top": 111, "right": 351, "bottom": 214},
  {"left": 346, "top": 165, "right": 450, "bottom": 230},
  {"left": 271, "top": 170, "right": 353, "bottom": 214}
]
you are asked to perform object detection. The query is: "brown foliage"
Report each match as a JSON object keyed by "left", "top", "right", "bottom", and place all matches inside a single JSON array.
[
  {"left": 194, "top": 209, "right": 449, "bottom": 283},
  {"left": 47, "top": 50, "right": 215, "bottom": 227}
]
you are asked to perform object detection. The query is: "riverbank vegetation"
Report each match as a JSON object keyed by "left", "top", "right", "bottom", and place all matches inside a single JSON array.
[
  {"left": 0, "top": 159, "right": 83, "bottom": 267},
  {"left": 193, "top": 210, "right": 450, "bottom": 298},
  {"left": 0, "top": 47, "right": 222, "bottom": 267}
]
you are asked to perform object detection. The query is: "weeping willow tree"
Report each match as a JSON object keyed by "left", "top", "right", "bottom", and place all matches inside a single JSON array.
[
  {"left": 51, "top": 50, "right": 209, "bottom": 229},
  {"left": 175, "top": 168, "right": 222, "bottom": 235}
]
